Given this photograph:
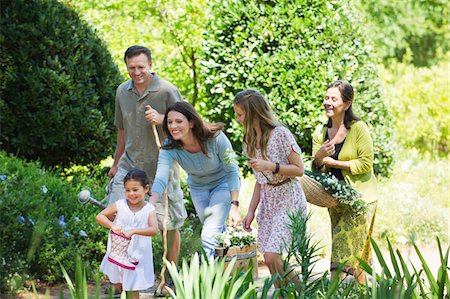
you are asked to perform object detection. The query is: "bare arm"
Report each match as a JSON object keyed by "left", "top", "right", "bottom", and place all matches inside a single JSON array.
[
  {"left": 108, "top": 129, "right": 125, "bottom": 178},
  {"left": 242, "top": 182, "right": 261, "bottom": 232},
  {"left": 96, "top": 204, "right": 122, "bottom": 233},
  {"left": 248, "top": 149, "right": 304, "bottom": 177}
]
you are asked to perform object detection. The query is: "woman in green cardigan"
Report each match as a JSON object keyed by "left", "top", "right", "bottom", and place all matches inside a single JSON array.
[{"left": 312, "top": 80, "right": 377, "bottom": 284}]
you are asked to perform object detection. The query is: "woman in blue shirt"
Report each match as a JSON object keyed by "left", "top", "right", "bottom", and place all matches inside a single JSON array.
[{"left": 149, "top": 101, "right": 241, "bottom": 257}]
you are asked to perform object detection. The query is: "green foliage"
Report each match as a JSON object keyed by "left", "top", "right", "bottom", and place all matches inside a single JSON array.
[
  {"left": 0, "top": 152, "right": 203, "bottom": 295},
  {"left": 62, "top": 0, "right": 206, "bottom": 105},
  {"left": 375, "top": 149, "right": 449, "bottom": 246},
  {"left": 380, "top": 58, "right": 450, "bottom": 156},
  {"left": 356, "top": 0, "right": 449, "bottom": 67},
  {"left": 358, "top": 237, "right": 450, "bottom": 298},
  {"left": 0, "top": 0, "right": 124, "bottom": 168},
  {"left": 60, "top": 256, "right": 113, "bottom": 299},
  {"left": 0, "top": 151, "right": 109, "bottom": 293},
  {"left": 201, "top": 0, "right": 395, "bottom": 177},
  {"left": 164, "top": 253, "right": 258, "bottom": 299},
  {"left": 269, "top": 212, "right": 362, "bottom": 298}
]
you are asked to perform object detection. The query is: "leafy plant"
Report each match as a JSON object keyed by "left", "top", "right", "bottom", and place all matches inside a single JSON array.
[
  {"left": 164, "top": 252, "right": 258, "bottom": 298},
  {"left": 358, "top": 237, "right": 450, "bottom": 299},
  {"left": 201, "top": 0, "right": 395, "bottom": 177},
  {"left": 0, "top": 151, "right": 109, "bottom": 292},
  {"left": 214, "top": 226, "right": 256, "bottom": 248},
  {"left": 60, "top": 256, "right": 115, "bottom": 299},
  {"left": 380, "top": 59, "right": 450, "bottom": 156},
  {"left": 0, "top": 0, "right": 124, "bottom": 167},
  {"left": 355, "top": 0, "right": 449, "bottom": 67}
]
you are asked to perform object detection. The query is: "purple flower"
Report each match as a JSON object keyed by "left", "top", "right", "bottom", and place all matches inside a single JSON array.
[
  {"left": 79, "top": 230, "right": 88, "bottom": 237},
  {"left": 64, "top": 232, "right": 70, "bottom": 237},
  {"left": 28, "top": 218, "right": 35, "bottom": 226},
  {"left": 58, "top": 215, "right": 67, "bottom": 228},
  {"left": 17, "top": 216, "right": 25, "bottom": 223},
  {"left": 0, "top": 175, "right": 7, "bottom": 182}
]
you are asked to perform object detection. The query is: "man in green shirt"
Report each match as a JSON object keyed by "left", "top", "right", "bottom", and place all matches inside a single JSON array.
[{"left": 108, "top": 45, "right": 186, "bottom": 291}]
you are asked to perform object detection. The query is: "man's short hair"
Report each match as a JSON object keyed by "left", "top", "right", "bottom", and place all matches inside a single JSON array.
[{"left": 124, "top": 45, "right": 152, "bottom": 63}]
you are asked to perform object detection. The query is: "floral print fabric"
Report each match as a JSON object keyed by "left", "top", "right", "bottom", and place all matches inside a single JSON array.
[{"left": 245, "top": 126, "right": 307, "bottom": 254}]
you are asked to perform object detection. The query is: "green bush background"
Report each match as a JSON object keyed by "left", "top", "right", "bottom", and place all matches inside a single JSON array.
[
  {"left": 0, "top": 0, "right": 448, "bottom": 295},
  {"left": 201, "top": 0, "right": 394, "bottom": 177},
  {"left": 0, "top": 0, "right": 123, "bottom": 168}
]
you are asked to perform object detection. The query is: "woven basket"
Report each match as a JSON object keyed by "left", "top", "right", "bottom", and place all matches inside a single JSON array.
[{"left": 299, "top": 174, "right": 339, "bottom": 208}]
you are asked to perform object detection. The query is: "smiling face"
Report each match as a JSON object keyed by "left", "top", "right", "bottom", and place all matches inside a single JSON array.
[
  {"left": 167, "top": 111, "right": 193, "bottom": 141},
  {"left": 323, "top": 87, "right": 350, "bottom": 118},
  {"left": 124, "top": 179, "right": 149, "bottom": 207},
  {"left": 125, "top": 53, "right": 153, "bottom": 87}
]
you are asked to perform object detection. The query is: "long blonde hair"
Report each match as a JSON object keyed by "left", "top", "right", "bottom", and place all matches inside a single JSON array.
[{"left": 233, "top": 89, "right": 281, "bottom": 159}]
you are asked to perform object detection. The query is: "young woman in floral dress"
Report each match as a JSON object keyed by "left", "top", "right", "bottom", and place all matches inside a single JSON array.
[{"left": 233, "top": 89, "right": 307, "bottom": 288}]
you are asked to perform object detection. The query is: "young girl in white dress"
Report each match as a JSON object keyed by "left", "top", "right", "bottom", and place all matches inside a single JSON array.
[{"left": 96, "top": 169, "right": 158, "bottom": 299}]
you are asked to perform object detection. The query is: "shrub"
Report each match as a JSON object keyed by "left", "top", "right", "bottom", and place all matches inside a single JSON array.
[
  {"left": 0, "top": 152, "right": 202, "bottom": 294},
  {"left": 380, "top": 59, "right": 450, "bottom": 156},
  {"left": 0, "top": 0, "right": 124, "bottom": 168},
  {"left": 356, "top": 0, "right": 449, "bottom": 67},
  {"left": 0, "top": 151, "right": 109, "bottom": 293},
  {"left": 201, "top": 0, "right": 394, "bottom": 177}
]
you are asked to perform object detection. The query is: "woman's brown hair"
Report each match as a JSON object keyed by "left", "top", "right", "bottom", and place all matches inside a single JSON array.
[
  {"left": 162, "top": 101, "right": 223, "bottom": 156},
  {"left": 326, "top": 80, "right": 360, "bottom": 129}
]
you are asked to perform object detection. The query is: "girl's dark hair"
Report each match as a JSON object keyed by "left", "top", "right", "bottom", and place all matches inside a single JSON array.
[
  {"left": 162, "top": 101, "right": 224, "bottom": 156},
  {"left": 326, "top": 80, "right": 360, "bottom": 129},
  {"left": 123, "top": 168, "right": 150, "bottom": 187}
]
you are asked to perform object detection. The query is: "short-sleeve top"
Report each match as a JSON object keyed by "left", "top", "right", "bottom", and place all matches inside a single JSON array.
[
  {"left": 244, "top": 126, "right": 302, "bottom": 185},
  {"left": 114, "top": 73, "right": 183, "bottom": 180}
]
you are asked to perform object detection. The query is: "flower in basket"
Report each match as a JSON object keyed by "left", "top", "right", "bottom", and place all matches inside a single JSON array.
[
  {"left": 215, "top": 226, "right": 256, "bottom": 249},
  {"left": 304, "top": 169, "right": 368, "bottom": 215}
]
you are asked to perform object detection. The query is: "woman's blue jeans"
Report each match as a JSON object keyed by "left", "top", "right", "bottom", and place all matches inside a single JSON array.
[{"left": 190, "top": 181, "right": 231, "bottom": 258}]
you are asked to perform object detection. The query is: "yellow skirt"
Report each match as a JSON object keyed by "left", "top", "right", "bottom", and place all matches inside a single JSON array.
[{"left": 329, "top": 201, "right": 377, "bottom": 274}]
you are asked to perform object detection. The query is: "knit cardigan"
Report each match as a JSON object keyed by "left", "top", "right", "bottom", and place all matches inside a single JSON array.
[{"left": 312, "top": 120, "right": 378, "bottom": 203}]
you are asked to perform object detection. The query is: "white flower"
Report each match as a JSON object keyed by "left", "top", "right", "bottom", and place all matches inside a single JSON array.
[{"left": 41, "top": 185, "right": 48, "bottom": 194}]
